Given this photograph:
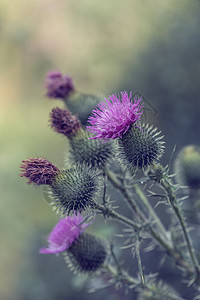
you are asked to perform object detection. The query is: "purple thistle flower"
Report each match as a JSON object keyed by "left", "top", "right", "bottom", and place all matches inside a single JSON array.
[
  {"left": 20, "top": 157, "right": 59, "bottom": 185},
  {"left": 40, "top": 213, "right": 90, "bottom": 254},
  {"left": 50, "top": 107, "right": 81, "bottom": 137},
  {"left": 87, "top": 92, "right": 143, "bottom": 140},
  {"left": 45, "top": 71, "right": 74, "bottom": 99}
]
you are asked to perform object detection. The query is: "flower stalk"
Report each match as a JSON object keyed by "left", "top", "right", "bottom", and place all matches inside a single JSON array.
[
  {"left": 95, "top": 202, "right": 193, "bottom": 276},
  {"left": 160, "top": 175, "right": 200, "bottom": 279},
  {"left": 105, "top": 167, "right": 144, "bottom": 218},
  {"left": 149, "top": 163, "right": 200, "bottom": 279},
  {"left": 103, "top": 262, "right": 183, "bottom": 300}
]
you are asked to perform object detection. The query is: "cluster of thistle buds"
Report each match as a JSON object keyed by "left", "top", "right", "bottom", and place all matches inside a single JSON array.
[{"left": 20, "top": 71, "right": 200, "bottom": 298}]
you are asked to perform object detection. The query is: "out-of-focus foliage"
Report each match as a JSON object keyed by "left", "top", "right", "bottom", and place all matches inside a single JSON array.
[{"left": 1, "top": 0, "right": 200, "bottom": 299}]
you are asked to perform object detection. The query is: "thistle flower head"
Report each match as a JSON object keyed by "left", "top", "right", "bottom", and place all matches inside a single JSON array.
[
  {"left": 20, "top": 158, "right": 59, "bottom": 185},
  {"left": 45, "top": 71, "right": 74, "bottom": 99},
  {"left": 65, "top": 232, "right": 108, "bottom": 274},
  {"left": 40, "top": 213, "right": 89, "bottom": 254},
  {"left": 87, "top": 91, "right": 143, "bottom": 140},
  {"left": 50, "top": 107, "right": 81, "bottom": 137}
]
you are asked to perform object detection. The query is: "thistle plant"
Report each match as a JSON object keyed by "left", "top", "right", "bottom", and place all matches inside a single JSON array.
[{"left": 20, "top": 71, "right": 200, "bottom": 299}]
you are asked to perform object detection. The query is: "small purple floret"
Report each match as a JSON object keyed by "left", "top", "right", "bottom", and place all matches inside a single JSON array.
[
  {"left": 45, "top": 71, "right": 74, "bottom": 99},
  {"left": 40, "top": 213, "right": 89, "bottom": 254},
  {"left": 86, "top": 92, "right": 143, "bottom": 140},
  {"left": 20, "top": 157, "right": 59, "bottom": 185},
  {"left": 50, "top": 107, "right": 81, "bottom": 137}
]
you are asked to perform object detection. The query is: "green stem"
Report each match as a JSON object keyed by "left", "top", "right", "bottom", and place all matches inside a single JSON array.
[
  {"left": 132, "top": 183, "right": 168, "bottom": 239},
  {"left": 105, "top": 168, "right": 143, "bottom": 218},
  {"left": 95, "top": 203, "right": 192, "bottom": 275},
  {"left": 104, "top": 263, "right": 183, "bottom": 300},
  {"left": 106, "top": 168, "right": 168, "bottom": 240},
  {"left": 160, "top": 176, "right": 200, "bottom": 278},
  {"left": 96, "top": 203, "right": 140, "bottom": 230},
  {"left": 135, "top": 239, "right": 145, "bottom": 284},
  {"left": 103, "top": 262, "right": 137, "bottom": 285},
  {"left": 105, "top": 169, "right": 177, "bottom": 257}
]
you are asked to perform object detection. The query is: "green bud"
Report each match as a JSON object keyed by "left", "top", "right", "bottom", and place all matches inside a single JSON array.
[
  {"left": 65, "top": 92, "right": 102, "bottom": 125},
  {"left": 49, "top": 166, "right": 100, "bottom": 215},
  {"left": 174, "top": 145, "right": 200, "bottom": 190},
  {"left": 65, "top": 232, "right": 108, "bottom": 274},
  {"left": 117, "top": 124, "right": 165, "bottom": 171},
  {"left": 68, "top": 129, "right": 114, "bottom": 169}
]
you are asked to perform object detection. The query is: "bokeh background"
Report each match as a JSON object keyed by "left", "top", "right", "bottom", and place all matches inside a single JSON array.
[{"left": 1, "top": 0, "right": 200, "bottom": 299}]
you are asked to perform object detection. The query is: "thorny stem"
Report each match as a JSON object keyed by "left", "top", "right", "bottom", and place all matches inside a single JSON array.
[
  {"left": 160, "top": 174, "right": 200, "bottom": 280},
  {"left": 132, "top": 183, "right": 168, "bottom": 240},
  {"left": 102, "top": 169, "right": 107, "bottom": 206},
  {"left": 104, "top": 168, "right": 193, "bottom": 272},
  {"left": 110, "top": 242, "right": 123, "bottom": 277},
  {"left": 105, "top": 168, "right": 144, "bottom": 219},
  {"left": 95, "top": 203, "right": 193, "bottom": 275},
  {"left": 135, "top": 239, "right": 145, "bottom": 285},
  {"left": 106, "top": 168, "right": 168, "bottom": 240},
  {"left": 96, "top": 203, "right": 140, "bottom": 230},
  {"left": 103, "top": 263, "right": 183, "bottom": 300},
  {"left": 103, "top": 262, "right": 137, "bottom": 285}
]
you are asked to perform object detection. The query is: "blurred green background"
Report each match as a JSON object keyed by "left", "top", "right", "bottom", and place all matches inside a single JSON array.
[{"left": 1, "top": 0, "right": 200, "bottom": 299}]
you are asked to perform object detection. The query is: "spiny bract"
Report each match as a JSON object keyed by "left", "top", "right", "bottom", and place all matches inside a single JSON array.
[{"left": 117, "top": 124, "right": 165, "bottom": 171}]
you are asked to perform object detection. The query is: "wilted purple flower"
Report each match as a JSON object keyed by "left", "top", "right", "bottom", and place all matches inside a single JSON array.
[
  {"left": 40, "top": 213, "right": 89, "bottom": 254},
  {"left": 45, "top": 71, "right": 74, "bottom": 99},
  {"left": 20, "top": 157, "right": 59, "bottom": 185},
  {"left": 87, "top": 92, "right": 143, "bottom": 140},
  {"left": 50, "top": 107, "right": 81, "bottom": 137}
]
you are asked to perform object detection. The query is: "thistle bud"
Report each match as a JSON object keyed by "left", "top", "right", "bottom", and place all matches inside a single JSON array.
[
  {"left": 174, "top": 145, "right": 200, "bottom": 190},
  {"left": 49, "top": 107, "right": 114, "bottom": 169},
  {"left": 20, "top": 158, "right": 100, "bottom": 215},
  {"left": 45, "top": 71, "right": 74, "bottom": 99},
  {"left": 68, "top": 129, "right": 114, "bottom": 169},
  {"left": 20, "top": 158, "right": 59, "bottom": 185},
  {"left": 50, "top": 107, "right": 81, "bottom": 138},
  {"left": 117, "top": 124, "right": 165, "bottom": 171},
  {"left": 65, "top": 232, "right": 108, "bottom": 274},
  {"left": 65, "top": 92, "right": 101, "bottom": 126},
  {"left": 50, "top": 166, "right": 100, "bottom": 215}
]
